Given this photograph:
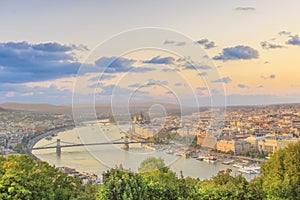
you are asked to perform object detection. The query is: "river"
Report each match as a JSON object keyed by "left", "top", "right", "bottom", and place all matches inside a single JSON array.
[{"left": 32, "top": 123, "right": 255, "bottom": 180}]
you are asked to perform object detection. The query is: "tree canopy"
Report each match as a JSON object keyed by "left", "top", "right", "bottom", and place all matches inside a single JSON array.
[
  {"left": 2, "top": 142, "right": 300, "bottom": 199},
  {"left": 0, "top": 155, "right": 97, "bottom": 200},
  {"left": 138, "top": 157, "right": 165, "bottom": 173}
]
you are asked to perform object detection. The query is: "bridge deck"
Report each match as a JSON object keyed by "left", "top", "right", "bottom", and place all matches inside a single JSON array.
[{"left": 32, "top": 141, "right": 149, "bottom": 150}]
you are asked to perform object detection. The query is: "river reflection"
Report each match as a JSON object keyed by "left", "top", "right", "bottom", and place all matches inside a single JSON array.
[{"left": 33, "top": 123, "right": 255, "bottom": 180}]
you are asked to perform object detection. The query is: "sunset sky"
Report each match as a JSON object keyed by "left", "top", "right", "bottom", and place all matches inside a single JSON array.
[{"left": 1, "top": 1, "right": 300, "bottom": 106}]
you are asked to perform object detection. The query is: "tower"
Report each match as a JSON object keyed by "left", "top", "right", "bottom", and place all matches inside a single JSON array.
[
  {"left": 122, "top": 135, "right": 129, "bottom": 150},
  {"left": 56, "top": 139, "right": 61, "bottom": 157}
]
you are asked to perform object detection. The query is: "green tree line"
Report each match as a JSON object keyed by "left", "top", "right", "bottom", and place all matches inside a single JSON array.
[{"left": 1, "top": 142, "right": 300, "bottom": 199}]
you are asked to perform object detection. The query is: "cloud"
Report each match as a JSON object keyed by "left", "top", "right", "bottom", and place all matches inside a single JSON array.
[
  {"left": 89, "top": 74, "right": 116, "bottom": 82},
  {"left": 98, "top": 84, "right": 119, "bottom": 96},
  {"left": 235, "top": 7, "right": 255, "bottom": 11},
  {"left": 146, "top": 79, "right": 168, "bottom": 86},
  {"left": 197, "top": 87, "right": 208, "bottom": 91},
  {"left": 278, "top": 31, "right": 291, "bottom": 36},
  {"left": 185, "top": 65, "right": 212, "bottom": 70},
  {"left": 128, "top": 79, "right": 168, "bottom": 89},
  {"left": 196, "top": 38, "right": 216, "bottom": 49},
  {"left": 237, "top": 84, "right": 248, "bottom": 88},
  {"left": 175, "top": 42, "right": 186, "bottom": 46},
  {"left": 32, "top": 42, "right": 88, "bottom": 52},
  {"left": 269, "top": 74, "right": 276, "bottom": 79},
  {"left": 143, "top": 56, "right": 175, "bottom": 65},
  {"left": 174, "top": 82, "right": 183, "bottom": 87},
  {"left": 260, "top": 41, "right": 284, "bottom": 49},
  {"left": 163, "top": 40, "right": 176, "bottom": 45},
  {"left": 0, "top": 41, "right": 84, "bottom": 83},
  {"left": 261, "top": 74, "right": 276, "bottom": 79},
  {"left": 161, "top": 68, "right": 179, "bottom": 72},
  {"left": 286, "top": 35, "right": 300, "bottom": 46},
  {"left": 128, "top": 83, "right": 142, "bottom": 88},
  {"left": 95, "top": 56, "right": 135, "bottom": 72},
  {"left": 212, "top": 77, "right": 232, "bottom": 84},
  {"left": 0, "top": 83, "right": 74, "bottom": 104},
  {"left": 95, "top": 56, "right": 155, "bottom": 73},
  {"left": 130, "top": 67, "right": 156, "bottom": 73},
  {"left": 213, "top": 45, "right": 259, "bottom": 61},
  {"left": 198, "top": 72, "right": 208, "bottom": 76},
  {"left": 163, "top": 40, "right": 186, "bottom": 46}
]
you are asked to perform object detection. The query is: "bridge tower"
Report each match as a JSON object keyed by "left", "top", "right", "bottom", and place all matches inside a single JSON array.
[
  {"left": 122, "top": 135, "right": 129, "bottom": 150},
  {"left": 56, "top": 139, "right": 61, "bottom": 156}
]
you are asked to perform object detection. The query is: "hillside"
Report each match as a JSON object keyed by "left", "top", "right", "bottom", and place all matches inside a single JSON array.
[
  {"left": 0, "top": 102, "right": 72, "bottom": 114},
  {"left": 0, "top": 102, "right": 198, "bottom": 116}
]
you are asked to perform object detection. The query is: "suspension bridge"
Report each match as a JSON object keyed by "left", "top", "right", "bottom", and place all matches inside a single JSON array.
[{"left": 31, "top": 137, "right": 150, "bottom": 156}]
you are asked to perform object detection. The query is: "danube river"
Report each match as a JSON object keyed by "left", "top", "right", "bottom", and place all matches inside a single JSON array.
[{"left": 32, "top": 123, "right": 254, "bottom": 180}]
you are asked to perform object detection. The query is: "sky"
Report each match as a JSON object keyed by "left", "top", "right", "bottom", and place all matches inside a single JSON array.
[{"left": 1, "top": 0, "right": 300, "bottom": 106}]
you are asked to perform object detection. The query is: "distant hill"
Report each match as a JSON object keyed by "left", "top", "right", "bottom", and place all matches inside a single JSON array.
[
  {"left": 0, "top": 102, "right": 72, "bottom": 114},
  {"left": 0, "top": 102, "right": 198, "bottom": 115},
  {"left": 1, "top": 102, "right": 299, "bottom": 116},
  {"left": 0, "top": 107, "right": 6, "bottom": 112}
]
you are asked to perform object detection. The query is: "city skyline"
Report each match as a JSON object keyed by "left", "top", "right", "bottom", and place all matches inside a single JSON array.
[{"left": 1, "top": 1, "right": 300, "bottom": 105}]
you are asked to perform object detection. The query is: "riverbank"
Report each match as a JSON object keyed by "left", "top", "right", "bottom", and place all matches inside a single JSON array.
[
  {"left": 26, "top": 126, "right": 75, "bottom": 159},
  {"left": 31, "top": 124, "right": 259, "bottom": 180}
]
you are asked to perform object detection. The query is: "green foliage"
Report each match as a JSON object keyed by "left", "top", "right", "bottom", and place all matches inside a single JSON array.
[
  {"left": 3, "top": 142, "right": 300, "bottom": 199},
  {"left": 96, "top": 143, "right": 300, "bottom": 199},
  {"left": 257, "top": 142, "right": 300, "bottom": 199},
  {"left": 97, "top": 166, "right": 199, "bottom": 200},
  {"left": 12, "top": 143, "right": 25, "bottom": 154},
  {"left": 196, "top": 169, "right": 249, "bottom": 200},
  {"left": 138, "top": 157, "right": 165, "bottom": 173},
  {"left": 97, "top": 166, "right": 146, "bottom": 200},
  {"left": 0, "top": 155, "right": 96, "bottom": 200}
]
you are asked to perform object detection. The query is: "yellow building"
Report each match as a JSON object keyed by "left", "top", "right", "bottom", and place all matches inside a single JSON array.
[
  {"left": 216, "top": 140, "right": 253, "bottom": 154},
  {"left": 134, "top": 125, "right": 154, "bottom": 139},
  {"left": 245, "top": 136, "right": 300, "bottom": 153}
]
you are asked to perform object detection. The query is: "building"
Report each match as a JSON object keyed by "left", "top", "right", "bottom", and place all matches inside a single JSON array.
[
  {"left": 133, "top": 125, "right": 155, "bottom": 139},
  {"left": 216, "top": 139, "right": 253, "bottom": 155}
]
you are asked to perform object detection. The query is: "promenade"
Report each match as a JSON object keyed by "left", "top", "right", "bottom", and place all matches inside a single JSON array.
[{"left": 26, "top": 126, "right": 75, "bottom": 155}]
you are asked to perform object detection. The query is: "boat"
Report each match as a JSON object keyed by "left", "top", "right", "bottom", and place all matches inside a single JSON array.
[
  {"left": 166, "top": 150, "right": 174, "bottom": 155},
  {"left": 233, "top": 164, "right": 244, "bottom": 168},
  {"left": 253, "top": 167, "right": 261, "bottom": 174},
  {"left": 45, "top": 136, "right": 52, "bottom": 141},
  {"left": 191, "top": 154, "right": 198, "bottom": 159},
  {"left": 237, "top": 167, "right": 257, "bottom": 174},
  {"left": 222, "top": 160, "right": 234, "bottom": 165},
  {"left": 245, "top": 166, "right": 261, "bottom": 174},
  {"left": 203, "top": 156, "right": 217, "bottom": 163},
  {"left": 196, "top": 156, "right": 205, "bottom": 161}
]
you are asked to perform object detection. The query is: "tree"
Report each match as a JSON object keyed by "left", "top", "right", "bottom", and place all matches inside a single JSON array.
[
  {"left": 97, "top": 166, "right": 146, "bottom": 200},
  {"left": 13, "top": 143, "right": 25, "bottom": 154},
  {"left": 196, "top": 169, "right": 249, "bottom": 200},
  {"left": 0, "top": 155, "right": 93, "bottom": 199},
  {"left": 257, "top": 142, "right": 300, "bottom": 199},
  {"left": 138, "top": 157, "right": 165, "bottom": 173}
]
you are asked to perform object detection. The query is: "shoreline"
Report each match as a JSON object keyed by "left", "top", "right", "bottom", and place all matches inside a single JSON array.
[
  {"left": 29, "top": 124, "right": 259, "bottom": 180},
  {"left": 26, "top": 126, "right": 75, "bottom": 159}
]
